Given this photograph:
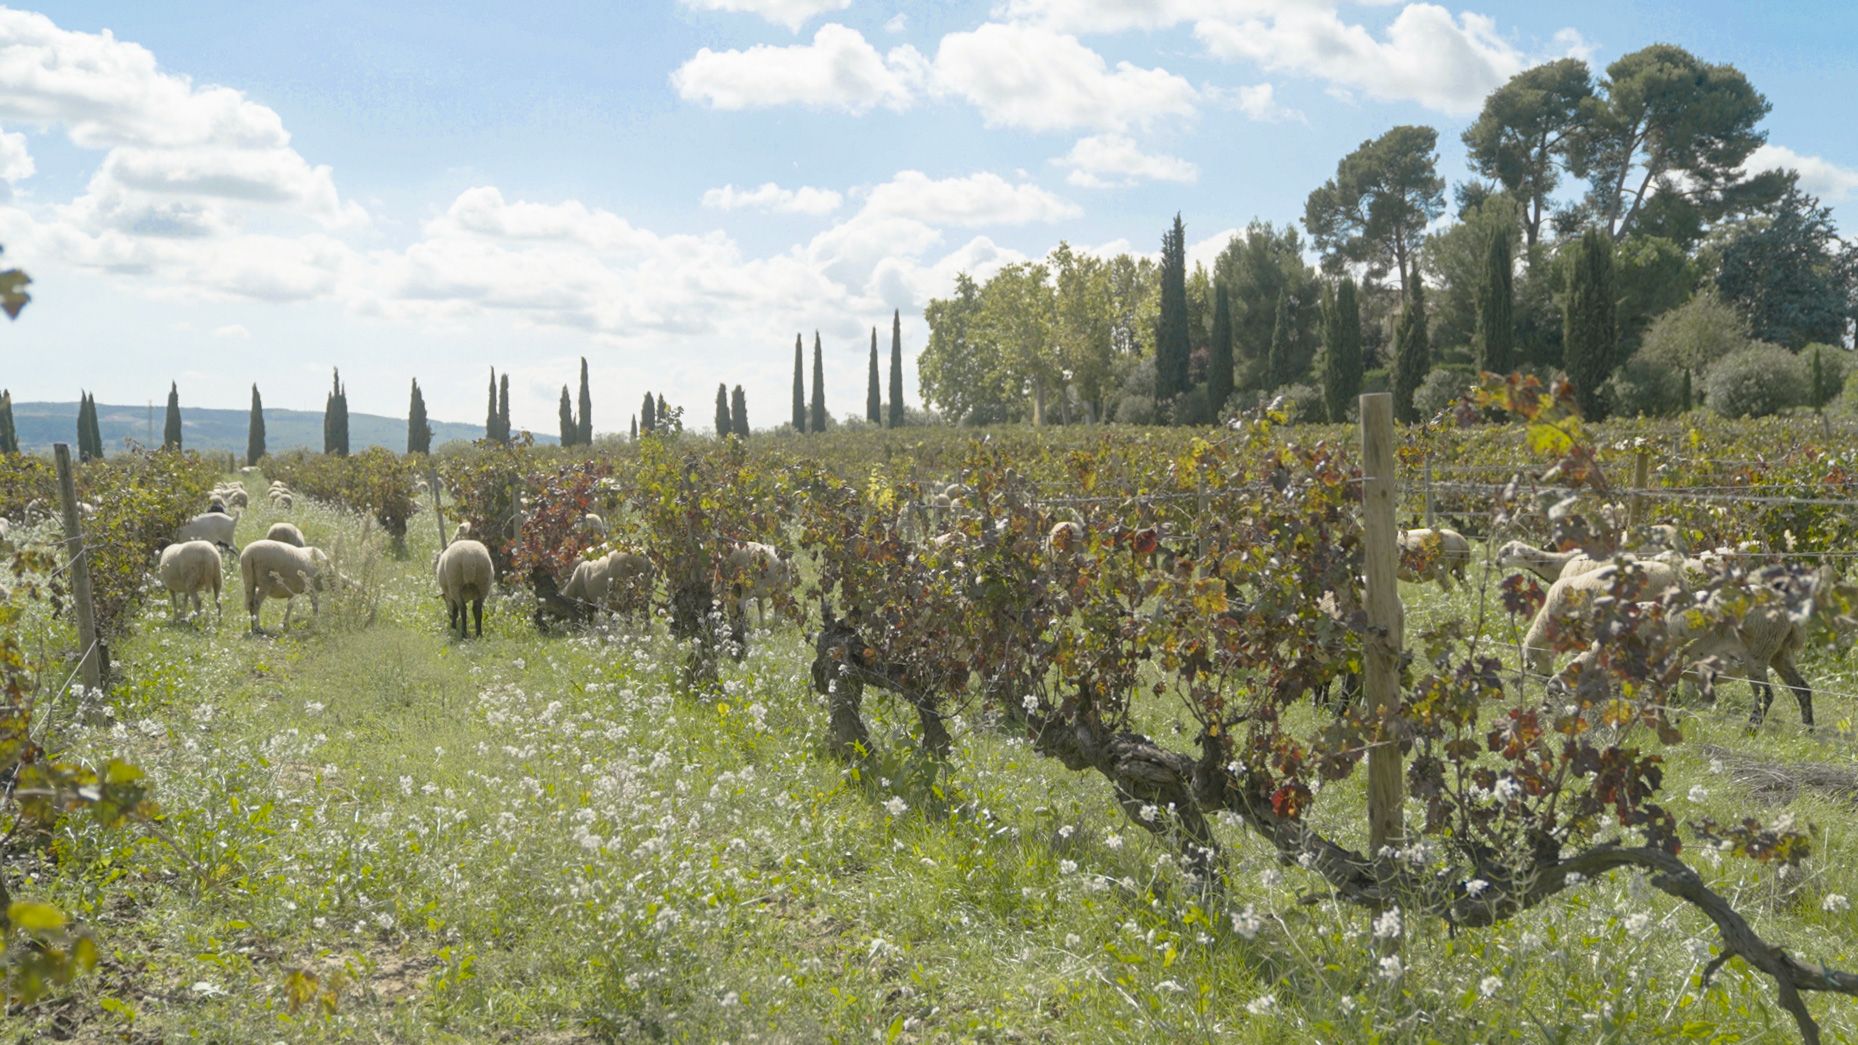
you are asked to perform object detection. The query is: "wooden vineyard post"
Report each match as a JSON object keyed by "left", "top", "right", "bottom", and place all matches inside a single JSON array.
[
  {"left": 428, "top": 466, "right": 448, "bottom": 549},
  {"left": 1422, "top": 455, "right": 1435, "bottom": 529},
  {"left": 1358, "top": 394, "right": 1405, "bottom": 866},
  {"left": 53, "top": 443, "right": 105, "bottom": 693},
  {"left": 1629, "top": 448, "right": 1650, "bottom": 533}
]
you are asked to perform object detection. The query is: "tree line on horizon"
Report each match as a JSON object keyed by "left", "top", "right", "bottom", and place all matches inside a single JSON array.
[{"left": 917, "top": 43, "right": 1858, "bottom": 427}]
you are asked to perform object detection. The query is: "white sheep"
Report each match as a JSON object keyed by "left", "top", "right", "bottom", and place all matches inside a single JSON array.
[
  {"left": 577, "top": 513, "right": 608, "bottom": 539},
  {"left": 436, "top": 539, "right": 496, "bottom": 638},
  {"left": 720, "top": 541, "right": 795, "bottom": 628},
  {"left": 561, "top": 550, "right": 653, "bottom": 618},
  {"left": 1495, "top": 541, "right": 1633, "bottom": 583},
  {"left": 452, "top": 521, "right": 473, "bottom": 541},
  {"left": 268, "top": 490, "right": 293, "bottom": 509},
  {"left": 239, "top": 539, "right": 334, "bottom": 633},
  {"left": 175, "top": 510, "right": 240, "bottom": 551},
  {"left": 1397, "top": 528, "right": 1471, "bottom": 590},
  {"left": 1046, "top": 520, "right": 1085, "bottom": 558},
  {"left": 265, "top": 522, "right": 307, "bottom": 547},
  {"left": 158, "top": 539, "right": 223, "bottom": 622},
  {"left": 1521, "top": 559, "right": 1688, "bottom": 678}
]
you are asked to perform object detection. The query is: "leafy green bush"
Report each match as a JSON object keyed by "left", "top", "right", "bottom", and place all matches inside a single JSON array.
[
  {"left": 1705, "top": 344, "right": 1808, "bottom": 418},
  {"left": 76, "top": 448, "right": 217, "bottom": 636},
  {"left": 1413, "top": 367, "right": 1473, "bottom": 418},
  {"left": 268, "top": 447, "right": 422, "bottom": 542},
  {"left": 1606, "top": 352, "right": 1682, "bottom": 417}
]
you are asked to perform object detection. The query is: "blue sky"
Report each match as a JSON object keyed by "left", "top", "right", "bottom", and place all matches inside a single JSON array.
[{"left": 2, "top": 1, "right": 1854, "bottom": 433}]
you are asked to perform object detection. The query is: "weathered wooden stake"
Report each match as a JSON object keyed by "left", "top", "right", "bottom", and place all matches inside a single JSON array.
[
  {"left": 1358, "top": 394, "right": 1404, "bottom": 865},
  {"left": 1630, "top": 448, "right": 1650, "bottom": 533},
  {"left": 52, "top": 443, "right": 104, "bottom": 693},
  {"left": 428, "top": 466, "right": 448, "bottom": 549},
  {"left": 1422, "top": 455, "right": 1435, "bottom": 529}
]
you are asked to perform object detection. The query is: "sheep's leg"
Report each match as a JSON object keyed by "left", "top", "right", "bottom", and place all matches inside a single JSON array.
[
  {"left": 756, "top": 596, "right": 766, "bottom": 630},
  {"left": 1774, "top": 655, "right": 1814, "bottom": 731},
  {"left": 1745, "top": 662, "right": 1774, "bottom": 728},
  {"left": 170, "top": 591, "right": 181, "bottom": 622},
  {"left": 472, "top": 597, "right": 483, "bottom": 638},
  {"left": 282, "top": 596, "right": 295, "bottom": 631}
]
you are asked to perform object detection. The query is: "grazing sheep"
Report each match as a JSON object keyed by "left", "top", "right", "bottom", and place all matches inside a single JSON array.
[
  {"left": 452, "top": 521, "right": 473, "bottom": 541},
  {"left": 1495, "top": 541, "right": 1635, "bottom": 583},
  {"left": 1521, "top": 559, "right": 1687, "bottom": 678},
  {"left": 239, "top": 539, "right": 334, "bottom": 633},
  {"left": 561, "top": 550, "right": 654, "bottom": 618},
  {"left": 577, "top": 513, "right": 608, "bottom": 539},
  {"left": 265, "top": 522, "right": 307, "bottom": 547},
  {"left": 223, "top": 488, "right": 248, "bottom": 510},
  {"left": 1397, "top": 528, "right": 1471, "bottom": 590},
  {"left": 158, "top": 539, "right": 223, "bottom": 622},
  {"left": 1046, "top": 520, "right": 1085, "bottom": 558},
  {"left": 175, "top": 510, "right": 240, "bottom": 551},
  {"left": 268, "top": 490, "right": 294, "bottom": 509},
  {"left": 720, "top": 541, "right": 795, "bottom": 628},
  {"left": 436, "top": 539, "right": 496, "bottom": 638}
]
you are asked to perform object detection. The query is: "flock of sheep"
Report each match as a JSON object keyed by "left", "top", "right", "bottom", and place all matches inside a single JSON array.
[
  {"left": 1401, "top": 521, "right": 1835, "bottom": 730},
  {"left": 159, "top": 479, "right": 345, "bottom": 632}
]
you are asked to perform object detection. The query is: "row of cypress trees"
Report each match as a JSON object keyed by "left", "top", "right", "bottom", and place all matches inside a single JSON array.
[{"left": 789, "top": 310, "right": 909, "bottom": 434}]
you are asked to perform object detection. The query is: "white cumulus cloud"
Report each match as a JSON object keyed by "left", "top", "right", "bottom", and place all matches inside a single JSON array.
[
  {"left": 0, "top": 127, "right": 31, "bottom": 182},
  {"left": 992, "top": 0, "right": 1289, "bottom": 34},
  {"left": 679, "top": 0, "right": 852, "bottom": 32},
  {"left": 861, "top": 170, "right": 1079, "bottom": 225},
  {"left": 1056, "top": 134, "right": 1197, "bottom": 189},
  {"left": 1194, "top": 4, "right": 1557, "bottom": 116},
  {"left": 1745, "top": 143, "right": 1858, "bottom": 202},
  {"left": 670, "top": 24, "right": 927, "bottom": 114},
  {"left": 212, "top": 323, "right": 249, "bottom": 339},
  {"left": 932, "top": 23, "right": 1200, "bottom": 132},
  {"left": 701, "top": 182, "right": 843, "bottom": 215}
]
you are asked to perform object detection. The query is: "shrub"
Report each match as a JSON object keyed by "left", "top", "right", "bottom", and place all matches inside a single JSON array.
[
  {"left": 1606, "top": 352, "right": 1682, "bottom": 417},
  {"left": 1705, "top": 344, "right": 1808, "bottom": 419},
  {"left": 1271, "top": 383, "right": 1328, "bottom": 424},
  {"left": 1413, "top": 368, "right": 1474, "bottom": 418}
]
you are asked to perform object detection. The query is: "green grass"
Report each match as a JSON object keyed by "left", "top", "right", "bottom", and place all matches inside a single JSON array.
[{"left": 9, "top": 476, "right": 1858, "bottom": 1040}]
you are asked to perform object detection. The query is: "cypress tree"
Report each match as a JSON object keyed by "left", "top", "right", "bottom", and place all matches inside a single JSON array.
[
  {"left": 1266, "top": 290, "right": 1294, "bottom": 389},
  {"left": 1155, "top": 214, "right": 1190, "bottom": 406},
  {"left": 657, "top": 393, "right": 668, "bottom": 429},
  {"left": 247, "top": 384, "right": 266, "bottom": 465},
  {"left": 888, "top": 309, "right": 904, "bottom": 428},
  {"left": 1391, "top": 275, "right": 1430, "bottom": 423},
  {"left": 1321, "top": 278, "right": 1364, "bottom": 423},
  {"left": 86, "top": 393, "right": 104, "bottom": 460},
  {"left": 866, "top": 328, "right": 882, "bottom": 423},
  {"left": 0, "top": 389, "right": 15, "bottom": 454},
  {"left": 630, "top": 414, "right": 638, "bottom": 441},
  {"left": 498, "top": 374, "right": 511, "bottom": 442},
  {"left": 163, "top": 381, "right": 183, "bottom": 450},
  {"left": 731, "top": 384, "right": 748, "bottom": 437},
  {"left": 1475, "top": 229, "right": 1514, "bottom": 374},
  {"left": 1681, "top": 369, "right": 1692, "bottom": 413},
  {"left": 559, "top": 386, "right": 577, "bottom": 445},
  {"left": 641, "top": 391, "right": 656, "bottom": 434},
  {"left": 1563, "top": 228, "right": 1617, "bottom": 420},
  {"left": 1208, "top": 284, "right": 1234, "bottom": 419},
  {"left": 75, "top": 393, "right": 90, "bottom": 460},
  {"left": 324, "top": 369, "right": 349, "bottom": 456},
  {"left": 408, "top": 379, "right": 432, "bottom": 455},
  {"left": 576, "top": 356, "right": 593, "bottom": 445},
  {"left": 715, "top": 383, "right": 731, "bottom": 436},
  {"left": 792, "top": 333, "right": 806, "bottom": 432},
  {"left": 486, "top": 368, "right": 500, "bottom": 442},
  {"left": 810, "top": 332, "right": 826, "bottom": 433}
]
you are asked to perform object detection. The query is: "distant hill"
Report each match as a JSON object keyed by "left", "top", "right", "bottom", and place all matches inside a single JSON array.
[{"left": 6, "top": 401, "right": 554, "bottom": 455}]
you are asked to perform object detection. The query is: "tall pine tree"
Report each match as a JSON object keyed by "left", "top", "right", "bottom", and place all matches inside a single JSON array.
[
  {"left": 75, "top": 393, "right": 92, "bottom": 460},
  {"left": 1563, "top": 227, "right": 1617, "bottom": 419},
  {"left": 1155, "top": 214, "right": 1191, "bottom": 408},
  {"left": 657, "top": 393, "right": 669, "bottom": 429},
  {"left": 629, "top": 415, "right": 638, "bottom": 441},
  {"left": 498, "top": 374, "right": 511, "bottom": 442},
  {"left": 558, "top": 386, "right": 577, "bottom": 445},
  {"left": 247, "top": 384, "right": 266, "bottom": 465},
  {"left": 791, "top": 333, "right": 806, "bottom": 432},
  {"left": 810, "top": 332, "right": 826, "bottom": 433},
  {"left": 731, "top": 384, "right": 748, "bottom": 437},
  {"left": 1320, "top": 278, "right": 1364, "bottom": 423},
  {"left": 1475, "top": 229, "right": 1514, "bottom": 374},
  {"left": 1391, "top": 274, "right": 1431, "bottom": 423},
  {"left": 888, "top": 310, "right": 904, "bottom": 428},
  {"left": 715, "top": 383, "right": 731, "bottom": 437},
  {"left": 408, "top": 379, "right": 432, "bottom": 455},
  {"left": 576, "top": 356, "right": 593, "bottom": 445},
  {"left": 641, "top": 391, "right": 656, "bottom": 434},
  {"left": 1266, "top": 290, "right": 1295, "bottom": 389},
  {"left": 486, "top": 368, "right": 500, "bottom": 442},
  {"left": 163, "top": 381, "right": 183, "bottom": 451},
  {"left": 0, "top": 389, "right": 15, "bottom": 455},
  {"left": 866, "top": 328, "right": 882, "bottom": 423},
  {"left": 1208, "top": 284, "right": 1234, "bottom": 418}
]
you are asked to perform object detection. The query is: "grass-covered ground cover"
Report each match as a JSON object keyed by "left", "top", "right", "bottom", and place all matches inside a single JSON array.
[{"left": 6, "top": 463, "right": 1857, "bottom": 1041}]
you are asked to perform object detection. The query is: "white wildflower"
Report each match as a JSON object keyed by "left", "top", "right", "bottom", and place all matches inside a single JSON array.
[
  {"left": 1377, "top": 955, "right": 1404, "bottom": 980},
  {"left": 884, "top": 796, "right": 908, "bottom": 817},
  {"left": 1059, "top": 859, "right": 1078, "bottom": 875},
  {"left": 1824, "top": 894, "right": 1851, "bottom": 913},
  {"left": 1624, "top": 912, "right": 1650, "bottom": 934},
  {"left": 1688, "top": 785, "right": 1709, "bottom": 803},
  {"left": 1479, "top": 975, "right": 1502, "bottom": 998},
  {"left": 1058, "top": 825, "right": 1074, "bottom": 840},
  {"left": 1246, "top": 993, "right": 1277, "bottom": 1015},
  {"left": 1466, "top": 878, "right": 1489, "bottom": 897},
  {"left": 1064, "top": 933, "right": 1081, "bottom": 948},
  {"left": 1138, "top": 804, "right": 1158, "bottom": 823},
  {"left": 1022, "top": 693, "right": 1039, "bottom": 715},
  {"left": 1105, "top": 834, "right": 1123, "bottom": 850},
  {"left": 1372, "top": 907, "right": 1402, "bottom": 940},
  {"left": 1231, "top": 905, "right": 1262, "bottom": 939}
]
